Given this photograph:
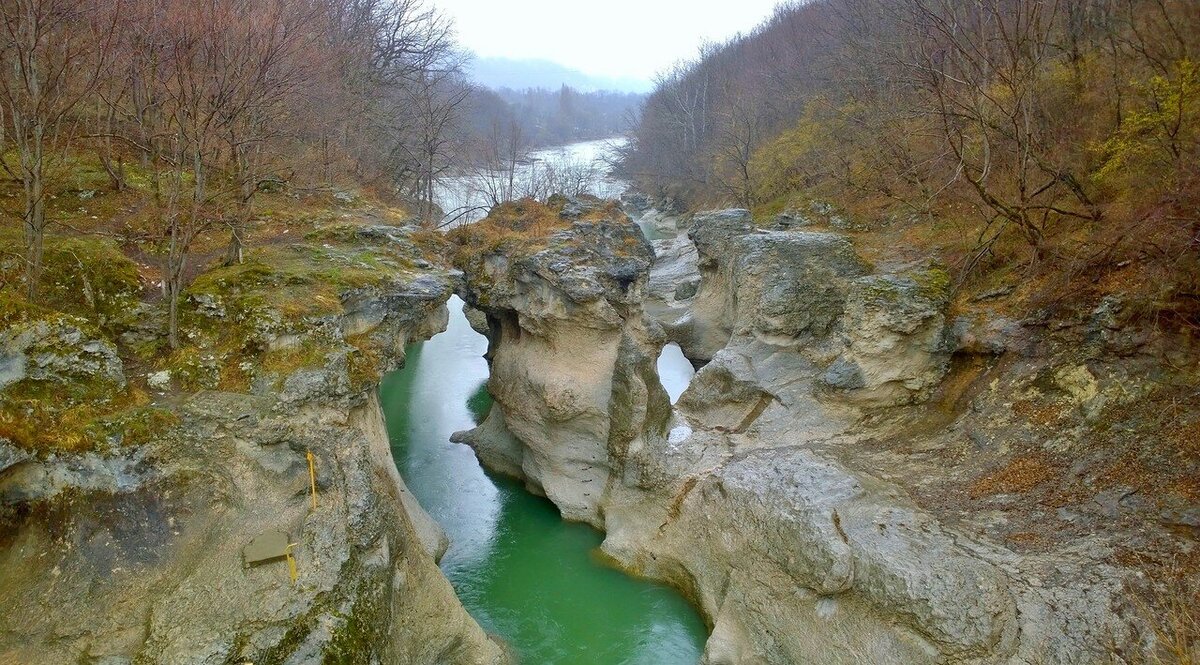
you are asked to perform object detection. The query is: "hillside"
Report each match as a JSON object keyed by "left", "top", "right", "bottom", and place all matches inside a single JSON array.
[{"left": 621, "top": 0, "right": 1199, "bottom": 329}]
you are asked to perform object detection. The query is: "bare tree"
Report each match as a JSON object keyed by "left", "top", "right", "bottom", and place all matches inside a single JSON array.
[
  {"left": 404, "top": 63, "right": 471, "bottom": 224},
  {"left": 215, "top": 0, "right": 322, "bottom": 265},
  {"left": 895, "top": 0, "right": 1100, "bottom": 255},
  {"left": 0, "top": 0, "right": 117, "bottom": 298}
]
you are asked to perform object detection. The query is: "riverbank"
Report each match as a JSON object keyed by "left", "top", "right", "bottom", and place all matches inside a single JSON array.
[{"left": 0, "top": 203, "right": 505, "bottom": 663}]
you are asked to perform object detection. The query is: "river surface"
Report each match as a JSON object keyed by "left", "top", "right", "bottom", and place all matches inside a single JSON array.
[
  {"left": 380, "top": 296, "right": 704, "bottom": 664},
  {"left": 436, "top": 138, "right": 629, "bottom": 227}
]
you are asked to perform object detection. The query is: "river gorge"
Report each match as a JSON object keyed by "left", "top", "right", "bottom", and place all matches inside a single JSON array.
[
  {"left": 1, "top": 0, "right": 1194, "bottom": 657},
  {"left": 0, "top": 137, "right": 1188, "bottom": 663},
  {"left": 383, "top": 140, "right": 709, "bottom": 663},
  {"left": 380, "top": 296, "right": 704, "bottom": 664}
]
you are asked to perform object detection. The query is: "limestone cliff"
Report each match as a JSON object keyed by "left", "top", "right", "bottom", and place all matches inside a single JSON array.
[
  {"left": 0, "top": 221, "right": 505, "bottom": 664},
  {"left": 452, "top": 202, "right": 1184, "bottom": 664}
]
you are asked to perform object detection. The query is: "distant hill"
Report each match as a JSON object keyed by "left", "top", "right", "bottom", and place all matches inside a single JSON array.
[{"left": 467, "top": 56, "right": 653, "bottom": 94}]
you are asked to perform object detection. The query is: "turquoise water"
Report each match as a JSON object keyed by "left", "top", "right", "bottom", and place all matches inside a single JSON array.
[{"left": 379, "top": 296, "right": 706, "bottom": 664}]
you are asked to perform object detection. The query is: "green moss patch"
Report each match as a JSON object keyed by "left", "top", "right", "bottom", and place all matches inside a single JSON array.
[
  {"left": 0, "top": 232, "right": 141, "bottom": 333},
  {"left": 40, "top": 236, "right": 142, "bottom": 332}
]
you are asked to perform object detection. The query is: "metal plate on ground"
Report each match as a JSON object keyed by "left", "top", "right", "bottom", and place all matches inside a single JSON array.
[{"left": 243, "top": 530, "right": 289, "bottom": 566}]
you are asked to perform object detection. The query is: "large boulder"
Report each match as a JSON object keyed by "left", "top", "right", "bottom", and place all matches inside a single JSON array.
[
  {"left": 602, "top": 444, "right": 1030, "bottom": 664},
  {"left": 820, "top": 266, "right": 953, "bottom": 406}
]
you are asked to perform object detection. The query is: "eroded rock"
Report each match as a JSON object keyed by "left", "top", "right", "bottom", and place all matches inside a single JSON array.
[
  {"left": 452, "top": 204, "right": 669, "bottom": 525},
  {"left": 677, "top": 210, "right": 869, "bottom": 364},
  {"left": 451, "top": 204, "right": 1149, "bottom": 665},
  {"left": 0, "top": 269, "right": 505, "bottom": 664},
  {"left": 820, "top": 266, "right": 953, "bottom": 406},
  {"left": 0, "top": 318, "right": 125, "bottom": 396}
]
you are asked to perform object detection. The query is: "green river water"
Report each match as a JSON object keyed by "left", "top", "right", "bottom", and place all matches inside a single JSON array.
[{"left": 379, "top": 296, "right": 706, "bottom": 664}]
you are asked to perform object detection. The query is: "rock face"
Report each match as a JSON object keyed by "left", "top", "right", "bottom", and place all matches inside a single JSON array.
[
  {"left": 453, "top": 207, "right": 670, "bottom": 526},
  {"left": 0, "top": 271, "right": 505, "bottom": 664},
  {"left": 820, "top": 267, "right": 953, "bottom": 405},
  {"left": 674, "top": 209, "right": 871, "bottom": 365},
  {"left": 0, "top": 317, "right": 126, "bottom": 394},
  {"left": 644, "top": 235, "right": 699, "bottom": 343},
  {"left": 454, "top": 204, "right": 1152, "bottom": 664},
  {"left": 663, "top": 210, "right": 953, "bottom": 407}
]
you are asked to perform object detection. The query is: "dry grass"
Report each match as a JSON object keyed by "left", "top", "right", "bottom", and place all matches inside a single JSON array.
[
  {"left": 1121, "top": 559, "right": 1200, "bottom": 665},
  {"left": 1150, "top": 583, "right": 1200, "bottom": 664},
  {"left": 968, "top": 453, "right": 1063, "bottom": 498},
  {"left": 446, "top": 198, "right": 573, "bottom": 262},
  {"left": 446, "top": 196, "right": 630, "bottom": 268},
  {"left": 0, "top": 384, "right": 168, "bottom": 453},
  {"left": 346, "top": 333, "right": 385, "bottom": 389}
]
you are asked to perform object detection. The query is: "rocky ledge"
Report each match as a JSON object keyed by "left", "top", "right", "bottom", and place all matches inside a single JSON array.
[
  {"left": 0, "top": 221, "right": 505, "bottom": 664},
  {"left": 451, "top": 204, "right": 1190, "bottom": 663}
]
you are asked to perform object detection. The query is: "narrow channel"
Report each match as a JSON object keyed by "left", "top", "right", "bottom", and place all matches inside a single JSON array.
[{"left": 379, "top": 296, "right": 705, "bottom": 664}]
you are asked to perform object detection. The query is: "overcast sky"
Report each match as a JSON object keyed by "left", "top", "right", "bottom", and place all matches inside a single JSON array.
[{"left": 433, "top": 0, "right": 785, "bottom": 83}]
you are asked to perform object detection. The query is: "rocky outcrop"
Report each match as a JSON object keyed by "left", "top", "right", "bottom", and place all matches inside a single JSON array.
[
  {"left": 621, "top": 191, "right": 686, "bottom": 239},
  {"left": 453, "top": 204, "right": 1153, "bottom": 664},
  {"left": 452, "top": 204, "right": 670, "bottom": 526},
  {"left": 0, "top": 241, "right": 505, "bottom": 663},
  {"left": 819, "top": 266, "right": 953, "bottom": 406},
  {"left": 0, "top": 317, "right": 126, "bottom": 395},
  {"left": 665, "top": 210, "right": 954, "bottom": 407},
  {"left": 674, "top": 209, "right": 871, "bottom": 365},
  {"left": 644, "top": 235, "right": 699, "bottom": 343}
]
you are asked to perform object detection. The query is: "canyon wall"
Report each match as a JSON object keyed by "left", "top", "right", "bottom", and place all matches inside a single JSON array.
[
  {"left": 0, "top": 229, "right": 506, "bottom": 664},
  {"left": 454, "top": 203, "right": 1162, "bottom": 664}
]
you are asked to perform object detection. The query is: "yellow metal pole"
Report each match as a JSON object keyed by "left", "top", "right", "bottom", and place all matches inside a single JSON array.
[
  {"left": 306, "top": 451, "right": 318, "bottom": 510},
  {"left": 286, "top": 544, "right": 298, "bottom": 585}
]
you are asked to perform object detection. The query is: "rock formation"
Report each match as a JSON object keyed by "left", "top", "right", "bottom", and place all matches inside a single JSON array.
[
  {"left": 453, "top": 202, "right": 1160, "bottom": 664},
  {"left": 0, "top": 224, "right": 506, "bottom": 664},
  {"left": 451, "top": 197, "right": 670, "bottom": 526}
]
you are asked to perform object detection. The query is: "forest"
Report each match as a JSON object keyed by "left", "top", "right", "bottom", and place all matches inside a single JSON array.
[
  {"left": 622, "top": 0, "right": 1199, "bottom": 327},
  {"left": 475, "top": 86, "right": 644, "bottom": 147},
  {"left": 0, "top": 0, "right": 639, "bottom": 349}
]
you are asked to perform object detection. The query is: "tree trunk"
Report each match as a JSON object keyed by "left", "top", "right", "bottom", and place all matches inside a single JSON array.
[
  {"left": 223, "top": 141, "right": 254, "bottom": 266},
  {"left": 22, "top": 123, "right": 46, "bottom": 300},
  {"left": 166, "top": 241, "right": 186, "bottom": 349},
  {"left": 167, "top": 273, "right": 180, "bottom": 349},
  {"left": 224, "top": 227, "right": 244, "bottom": 266},
  {"left": 425, "top": 149, "right": 436, "bottom": 225},
  {"left": 23, "top": 211, "right": 43, "bottom": 300}
]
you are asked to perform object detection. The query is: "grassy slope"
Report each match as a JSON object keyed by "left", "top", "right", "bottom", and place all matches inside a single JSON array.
[{"left": 0, "top": 152, "right": 443, "bottom": 453}]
